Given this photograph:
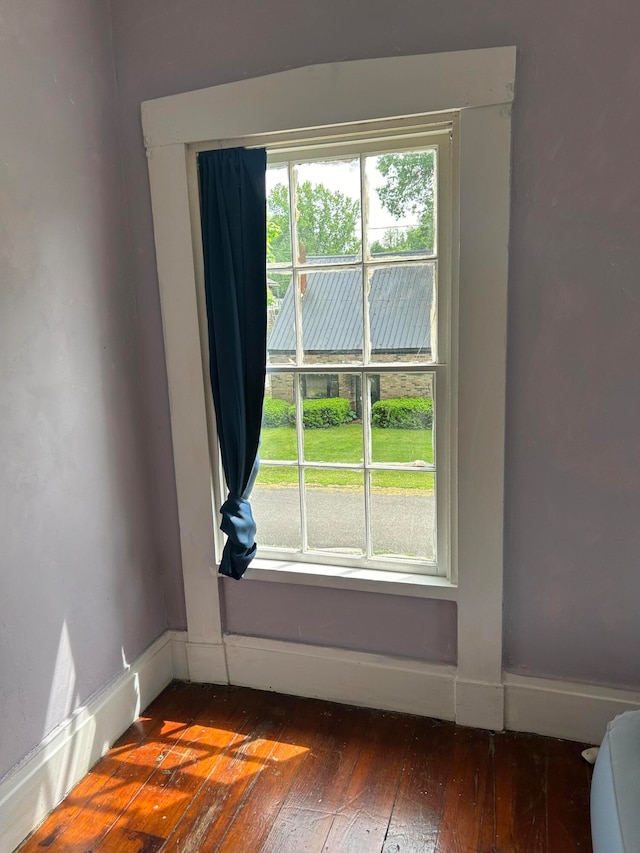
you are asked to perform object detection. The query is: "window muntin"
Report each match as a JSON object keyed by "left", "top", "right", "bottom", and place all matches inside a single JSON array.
[{"left": 256, "top": 128, "right": 452, "bottom": 576}]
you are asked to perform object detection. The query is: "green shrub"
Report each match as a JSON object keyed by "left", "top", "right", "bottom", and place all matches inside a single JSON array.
[
  {"left": 263, "top": 396, "right": 355, "bottom": 429},
  {"left": 371, "top": 397, "right": 433, "bottom": 429},
  {"left": 302, "top": 397, "right": 353, "bottom": 429},
  {"left": 262, "top": 397, "right": 294, "bottom": 428}
]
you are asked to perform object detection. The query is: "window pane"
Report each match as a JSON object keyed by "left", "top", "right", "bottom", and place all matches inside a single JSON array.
[
  {"left": 267, "top": 165, "right": 292, "bottom": 265},
  {"left": 301, "top": 373, "right": 362, "bottom": 463},
  {"left": 261, "top": 379, "right": 297, "bottom": 462},
  {"left": 370, "top": 373, "right": 434, "bottom": 465},
  {"left": 368, "top": 262, "right": 435, "bottom": 364},
  {"left": 267, "top": 270, "right": 295, "bottom": 365},
  {"left": 365, "top": 149, "right": 436, "bottom": 259},
  {"left": 293, "top": 159, "right": 361, "bottom": 264},
  {"left": 301, "top": 268, "right": 363, "bottom": 364},
  {"left": 253, "top": 467, "right": 301, "bottom": 551},
  {"left": 305, "top": 471, "right": 365, "bottom": 555},
  {"left": 370, "top": 470, "right": 435, "bottom": 561}
]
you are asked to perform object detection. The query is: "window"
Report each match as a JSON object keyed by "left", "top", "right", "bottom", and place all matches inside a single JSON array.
[
  {"left": 254, "top": 126, "right": 453, "bottom": 576},
  {"left": 144, "top": 48, "right": 513, "bottom": 699},
  {"left": 301, "top": 374, "right": 340, "bottom": 400},
  {"left": 144, "top": 50, "right": 513, "bottom": 723}
]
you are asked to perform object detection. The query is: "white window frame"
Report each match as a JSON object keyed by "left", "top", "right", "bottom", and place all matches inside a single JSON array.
[{"left": 143, "top": 48, "right": 514, "bottom": 727}]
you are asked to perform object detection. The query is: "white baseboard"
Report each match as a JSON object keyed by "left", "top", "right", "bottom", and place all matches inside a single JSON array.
[
  {"left": 172, "top": 632, "right": 640, "bottom": 743},
  {"left": 456, "top": 678, "right": 504, "bottom": 730},
  {"left": 224, "top": 634, "right": 456, "bottom": 720},
  {"left": 167, "top": 631, "right": 228, "bottom": 684},
  {"left": 504, "top": 673, "right": 640, "bottom": 744},
  {"left": 186, "top": 641, "right": 228, "bottom": 684},
  {"left": 167, "top": 629, "right": 190, "bottom": 680},
  {"left": 0, "top": 633, "right": 174, "bottom": 853}
]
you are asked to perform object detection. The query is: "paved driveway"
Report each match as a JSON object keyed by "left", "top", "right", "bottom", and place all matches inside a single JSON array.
[{"left": 252, "top": 485, "right": 435, "bottom": 560}]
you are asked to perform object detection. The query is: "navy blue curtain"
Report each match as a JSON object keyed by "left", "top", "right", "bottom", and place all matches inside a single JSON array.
[{"left": 198, "top": 147, "right": 267, "bottom": 580}]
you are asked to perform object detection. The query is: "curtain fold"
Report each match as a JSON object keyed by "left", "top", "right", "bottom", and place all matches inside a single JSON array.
[{"left": 198, "top": 147, "right": 267, "bottom": 580}]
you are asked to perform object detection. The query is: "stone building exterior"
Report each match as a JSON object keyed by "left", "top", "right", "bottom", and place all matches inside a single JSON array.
[{"left": 267, "top": 263, "right": 435, "bottom": 414}]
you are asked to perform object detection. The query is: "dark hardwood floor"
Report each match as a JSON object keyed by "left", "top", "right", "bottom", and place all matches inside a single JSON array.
[{"left": 17, "top": 682, "right": 593, "bottom": 852}]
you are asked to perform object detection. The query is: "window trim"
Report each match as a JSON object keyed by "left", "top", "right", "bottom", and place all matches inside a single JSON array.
[{"left": 143, "top": 48, "right": 515, "bottom": 726}]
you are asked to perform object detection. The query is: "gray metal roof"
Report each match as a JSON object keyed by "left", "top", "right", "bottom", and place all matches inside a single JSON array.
[{"left": 268, "top": 264, "right": 433, "bottom": 354}]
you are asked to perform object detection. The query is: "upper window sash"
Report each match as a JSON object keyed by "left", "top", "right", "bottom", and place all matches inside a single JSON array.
[{"left": 264, "top": 127, "right": 453, "bottom": 372}]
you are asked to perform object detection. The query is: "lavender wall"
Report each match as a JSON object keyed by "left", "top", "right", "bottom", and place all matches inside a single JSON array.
[
  {"left": 223, "top": 581, "right": 457, "bottom": 664},
  {"left": 110, "top": 0, "right": 640, "bottom": 688},
  {"left": 0, "top": 2, "right": 168, "bottom": 780}
]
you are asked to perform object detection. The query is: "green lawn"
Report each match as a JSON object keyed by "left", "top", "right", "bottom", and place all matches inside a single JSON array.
[{"left": 257, "top": 424, "right": 434, "bottom": 492}]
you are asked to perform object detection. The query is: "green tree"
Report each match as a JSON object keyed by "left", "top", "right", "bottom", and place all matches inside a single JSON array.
[
  {"left": 265, "top": 219, "right": 282, "bottom": 305},
  {"left": 371, "top": 152, "right": 435, "bottom": 254},
  {"left": 266, "top": 217, "right": 281, "bottom": 264},
  {"left": 268, "top": 181, "right": 360, "bottom": 262}
]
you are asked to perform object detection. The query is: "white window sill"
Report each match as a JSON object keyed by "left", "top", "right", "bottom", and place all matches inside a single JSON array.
[{"left": 241, "top": 558, "right": 457, "bottom": 600}]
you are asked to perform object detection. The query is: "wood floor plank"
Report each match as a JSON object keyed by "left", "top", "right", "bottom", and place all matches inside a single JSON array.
[
  {"left": 476, "top": 732, "right": 498, "bottom": 853},
  {"left": 89, "top": 688, "right": 261, "bottom": 853},
  {"left": 219, "top": 700, "right": 368, "bottom": 853},
  {"left": 490, "top": 732, "right": 548, "bottom": 853},
  {"left": 38, "top": 685, "right": 252, "bottom": 853},
  {"left": 546, "top": 737, "right": 592, "bottom": 852},
  {"left": 160, "top": 692, "right": 298, "bottom": 852},
  {"left": 434, "top": 726, "right": 493, "bottom": 853},
  {"left": 382, "top": 718, "right": 457, "bottom": 853},
  {"left": 259, "top": 703, "right": 372, "bottom": 852},
  {"left": 321, "top": 710, "right": 415, "bottom": 852},
  {"left": 262, "top": 805, "right": 336, "bottom": 853},
  {"left": 213, "top": 703, "right": 316, "bottom": 852},
  {"left": 19, "top": 683, "right": 213, "bottom": 852}
]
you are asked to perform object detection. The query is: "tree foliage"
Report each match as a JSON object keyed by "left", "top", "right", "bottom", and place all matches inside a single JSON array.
[
  {"left": 371, "top": 152, "right": 435, "bottom": 254},
  {"left": 266, "top": 217, "right": 281, "bottom": 264},
  {"left": 268, "top": 181, "right": 360, "bottom": 262},
  {"left": 267, "top": 152, "right": 435, "bottom": 263}
]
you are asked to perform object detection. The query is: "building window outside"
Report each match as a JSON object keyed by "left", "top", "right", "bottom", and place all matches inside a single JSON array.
[
  {"left": 253, "top": 127, "right": 452, "bottom": 575},
  {"left": 301, "top": 374, "right": 340, "bottom": 400}
]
